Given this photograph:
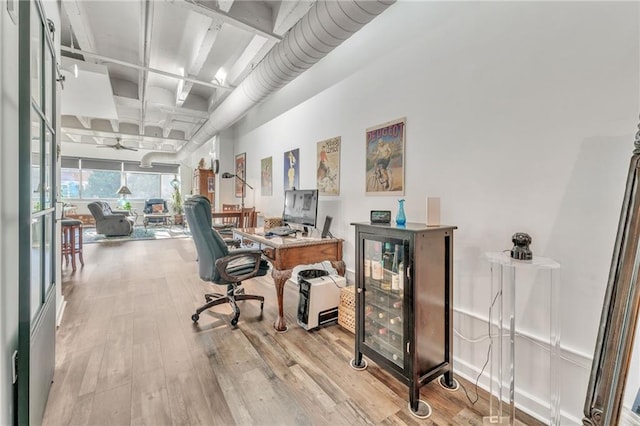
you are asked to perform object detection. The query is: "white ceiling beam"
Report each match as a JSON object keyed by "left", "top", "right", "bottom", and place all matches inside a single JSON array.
[
  {"left": 177, "top": 17, "right": 224, "bottom": 107},
  {"left": 139, "top": 0, "right": 154, "bottom": 137},
  {"left": 61, "top": 126, "right": 187, "bottom": 145},
  {"left": 110, "top": 119, "right": 119, "bottom": 132},
  {"left": 207, "top": 35, "right": 273, "bottom": 111},
  {"left": 180, "top": 0, "right": 282, "bottom": 43},
  {"left": 63, "top": 131, "right": 81, "bottom": 143},
  {"left": 217, "top": 0, "right": 234, "bottom": 13},
  {"left": 226, "top": 34, "right": 270, "bottom": 85},
  {"left": 272, "top": 0, "right": 315, "bottom": 35},
  {"left": 62, "top": 1, "right": 97, "bottom": 53},
  {"left": 77, "top": 116, "right": 92, "bottom": 129},
  {"left": 60, "top": 46, "right": 233, "bottom": 91}
]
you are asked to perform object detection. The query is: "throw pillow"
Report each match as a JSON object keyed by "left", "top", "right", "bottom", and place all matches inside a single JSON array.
[{"left": 152, "top": 203, "right": 164, "bottom": 213}]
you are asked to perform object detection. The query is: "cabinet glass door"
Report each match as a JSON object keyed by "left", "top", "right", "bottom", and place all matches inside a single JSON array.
[{"left": 362, "top": 236, "right": 406, "bottom": 367}]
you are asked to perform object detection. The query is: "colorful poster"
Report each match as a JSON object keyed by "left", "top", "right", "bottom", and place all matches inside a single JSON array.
[
  {"left": 261, "top": 156, "right": 273, "bottom": 196},
  {"left": 317, "top": 136, "right": 340, "bottom": 196},
  {"left": 365, "top": 118, "right": 405, "bottom": 195},
  {"left": 284, "top": 148, "right": 299, "bottom": 191},
  {"left": 235, "top": 152, "right": 246, "bottom": 197}
]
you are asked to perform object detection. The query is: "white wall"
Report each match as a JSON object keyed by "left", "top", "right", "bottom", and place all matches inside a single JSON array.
[
  {"left": 233, "top": 2, "right": 639, "bottom": 423},
  {"left": 0, "top": 1, "right": 19, "bottom": 423}
]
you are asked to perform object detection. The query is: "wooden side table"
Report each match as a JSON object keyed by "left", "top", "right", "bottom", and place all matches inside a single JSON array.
[{"left": 61, "top": 219, "right": 84, "bottom": 271}]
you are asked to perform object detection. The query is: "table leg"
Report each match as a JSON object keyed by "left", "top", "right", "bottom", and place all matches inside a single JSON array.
[
  {"left": 77, "top": 224, "right": 84, "bottom": 266},
  {"left": 331, "top": 260, "right": 346, "bottom": 276},
  {"left": 70, "top": 228, "right": 77, "bottom": 271},
  {"left": 271, "top": 268, "right": 292, "bottom": 332}
]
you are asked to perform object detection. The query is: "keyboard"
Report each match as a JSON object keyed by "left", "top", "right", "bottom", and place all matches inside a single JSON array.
[{"left": 268, "top": 226, "right": 297, "bottom": 236}]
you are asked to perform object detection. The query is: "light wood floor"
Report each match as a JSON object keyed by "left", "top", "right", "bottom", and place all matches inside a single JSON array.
[{"left": 43, "top": 237, "right": 543, "bottom": 426}]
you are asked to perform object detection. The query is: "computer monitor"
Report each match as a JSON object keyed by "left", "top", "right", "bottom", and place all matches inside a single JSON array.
[{"left": 283, "top": 189, "right": 318, "bottom": 234}]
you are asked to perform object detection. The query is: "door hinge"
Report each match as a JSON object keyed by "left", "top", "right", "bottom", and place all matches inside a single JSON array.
[{"left": 12, "top": 351, "right": 17, "bottom": 383}]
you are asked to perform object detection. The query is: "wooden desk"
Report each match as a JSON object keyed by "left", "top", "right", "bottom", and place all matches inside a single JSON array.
[{"left": 234, "top": 227, "right": 345, "bottom": 331}]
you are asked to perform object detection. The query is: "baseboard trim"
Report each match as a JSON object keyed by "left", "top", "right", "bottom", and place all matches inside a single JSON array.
[{"left": 56, "top": 298, "right": 66, "bottom": 327}]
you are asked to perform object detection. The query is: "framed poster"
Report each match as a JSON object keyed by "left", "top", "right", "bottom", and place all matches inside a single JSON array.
[
  {"left": 207, "top": 176, "right": 215, "bottom": 193},
  {"left": 284, "top": 148, "right": 299, "bottom": 190},
  {"left": 235, "top": 152, "right": 246, "bottom": 197},
  {"left": 365, "top": 117, "right": 405, "bottom": 195},
  {"left": 261, "top": 156, "right": 273, "bottom": 196},
  {"left": 317, "top": 136, "right": 340, "bottom": 195}
]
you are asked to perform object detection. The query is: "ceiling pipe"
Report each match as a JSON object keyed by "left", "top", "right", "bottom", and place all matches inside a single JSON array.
[{"left": 140, "top": 0, "right": 395, "bottom": 168}]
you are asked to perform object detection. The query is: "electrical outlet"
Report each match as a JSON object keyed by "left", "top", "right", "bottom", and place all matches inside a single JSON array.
[{"left": 11, "top": 351, "right": 17, "bottom": 383}]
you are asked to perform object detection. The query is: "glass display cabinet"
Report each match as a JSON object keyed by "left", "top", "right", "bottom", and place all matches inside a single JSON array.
[{"left": 350, "top": 222, "right": 458, "bottom": 418}]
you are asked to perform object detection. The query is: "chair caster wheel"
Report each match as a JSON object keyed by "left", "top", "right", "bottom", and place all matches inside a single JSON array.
[
  {"left": 191, "top": 314, "right": 199, "bottom": 323},
  {"left": 230, "top": 318, "right": 238, "bottom": 326}
]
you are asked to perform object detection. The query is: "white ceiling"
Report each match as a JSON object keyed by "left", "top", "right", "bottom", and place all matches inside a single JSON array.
[{"left": 59, "top": 0, "right": 314, "bottom": 153}]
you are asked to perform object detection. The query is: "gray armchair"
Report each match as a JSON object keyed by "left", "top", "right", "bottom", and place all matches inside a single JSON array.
[{"left": 88, "top": 201, "right": 134, "bottom": 237}]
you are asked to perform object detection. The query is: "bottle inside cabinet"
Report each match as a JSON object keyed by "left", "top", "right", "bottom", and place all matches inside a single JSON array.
[{"left": 362, "top": 237, "right": 405, "bottom": 368}]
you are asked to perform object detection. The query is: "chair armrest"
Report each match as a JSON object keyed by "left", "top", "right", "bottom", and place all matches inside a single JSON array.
[
  {"left": 112, "top": 209, "right": 130, "bottom": 215},
  {"left": 103, "top": 214, "right": 129, "bottom": 221},
  {"left": 215, "top": 250, "right": 264, "bottom": 283}
]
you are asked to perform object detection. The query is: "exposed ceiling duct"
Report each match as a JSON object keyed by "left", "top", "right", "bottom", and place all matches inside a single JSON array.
[{"left": 140, "top": 0, "right": 395, "bottom": 168}]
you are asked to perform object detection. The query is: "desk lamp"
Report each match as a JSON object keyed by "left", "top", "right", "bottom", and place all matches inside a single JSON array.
[{"left": 222, "top": 172, "right": 253, "bottom": 210}]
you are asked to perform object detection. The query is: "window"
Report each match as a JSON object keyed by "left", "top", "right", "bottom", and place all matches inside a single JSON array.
[
  {"left": 81, "top": 170, "right": 121, "bottom": 199},
  {"left": 60, "top": 157, "right": 179, "bottom": 200},
  {"left": 125, "top": 172, "right": 160, "bottom": 200},
  {"left": 60, "top": 169, "right": 80, "bottom": 198}
]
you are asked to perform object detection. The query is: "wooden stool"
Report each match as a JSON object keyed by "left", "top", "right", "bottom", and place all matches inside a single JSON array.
[{"left": 61, "top": 219, "right": 84, "bottom": 271}]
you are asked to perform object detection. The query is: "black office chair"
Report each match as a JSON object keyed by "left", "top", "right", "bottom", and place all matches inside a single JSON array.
[{"left": 185, "top": 195, "right": 269, "bottom": 326}]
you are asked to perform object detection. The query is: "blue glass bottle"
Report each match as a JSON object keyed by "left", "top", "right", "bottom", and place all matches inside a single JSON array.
[{"left": 396, "top": 199, "right": 406, "bottom": 226}]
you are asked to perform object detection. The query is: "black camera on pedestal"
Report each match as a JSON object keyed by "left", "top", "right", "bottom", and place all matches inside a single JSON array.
[{"left": 511, "top": 232, "right": 533, "bottom": 260}]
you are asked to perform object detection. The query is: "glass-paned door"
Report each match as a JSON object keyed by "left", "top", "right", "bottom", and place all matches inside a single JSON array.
[
  {"left": 362, "top": 235, "right": 406, "bottom": 368},
  {"left": 18, "top": 1, "right": 58, "bottom": 424}
]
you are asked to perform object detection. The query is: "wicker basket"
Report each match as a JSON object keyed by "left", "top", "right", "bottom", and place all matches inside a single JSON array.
[
  {"left": 338, "top": 285, "right": 356, "bottom": 333},
  {"left": 264, "top": 217, "right": 283, "bottom": 230}
]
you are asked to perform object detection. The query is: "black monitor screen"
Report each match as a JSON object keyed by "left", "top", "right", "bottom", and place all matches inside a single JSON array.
[{"left": 283, "top": 189, "right": 318, "bottom": 228}]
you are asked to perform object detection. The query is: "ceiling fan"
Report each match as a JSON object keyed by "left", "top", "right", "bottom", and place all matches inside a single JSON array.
[{"left": 97, "top": 137, "right": 138, "bottom": 151}]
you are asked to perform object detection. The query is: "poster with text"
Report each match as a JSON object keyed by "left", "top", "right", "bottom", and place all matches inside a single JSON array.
[
  {"left": 261, "top": 156, "right": 273, "bottom": 196},
  {"left": 365, "top": 118, "right": 405, "bottom": 195},
  {"left": 284, "top": 148, "right": 299, "bottom": 191},
  {"left": 235, "top": 152, "right": 246, "bottom": 197},
  {"left": 317, "top": 136, "right": 340, "bottom": 195}
]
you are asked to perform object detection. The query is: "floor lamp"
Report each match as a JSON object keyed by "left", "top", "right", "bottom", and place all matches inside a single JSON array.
[{"left": 222, "top": 172, "right": 253, "bottom": 210}]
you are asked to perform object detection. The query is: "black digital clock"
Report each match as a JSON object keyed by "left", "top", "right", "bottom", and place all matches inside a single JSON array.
[{"left": 370, "top": 210, "right": 391, "bottom": 224}]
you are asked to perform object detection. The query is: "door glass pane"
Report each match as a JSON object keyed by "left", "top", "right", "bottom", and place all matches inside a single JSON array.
[
  {"left": 44, "top": 128, "right": 52, "bottom": 208},
  {"left": 31, "top": 217, "right": 43, "bottom": 319},
  {"left": 45, "top": 45, "right": 53, "bottom": 123},
  {"left": 44, "top": 215, "right": 53, "bottom": 293},
  {"left": 31, "top": 109, "right": 42, "bottom": 212},
  {"left": 30, "top": 1, "right": 41, "bottom": 107},
  {"left": 363, "top": 237, "right": 405, "bottom": 367}
]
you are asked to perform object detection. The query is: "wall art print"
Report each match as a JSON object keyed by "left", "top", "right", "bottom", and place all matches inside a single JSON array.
[
  {"left": 284, "top": 148, "right": 299, "bottom": 191},
  {"left": 365, "top": 117, "right": 405, "bottom": 196},
  {"left": 317, "top": 136, "right": 340, "bottom": 196},
  {"left": 261, "top": 156, "right": 273, "bottom": 196},
  {"left": 235, "top": 152, "right": 246, "bottom": 197}
]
